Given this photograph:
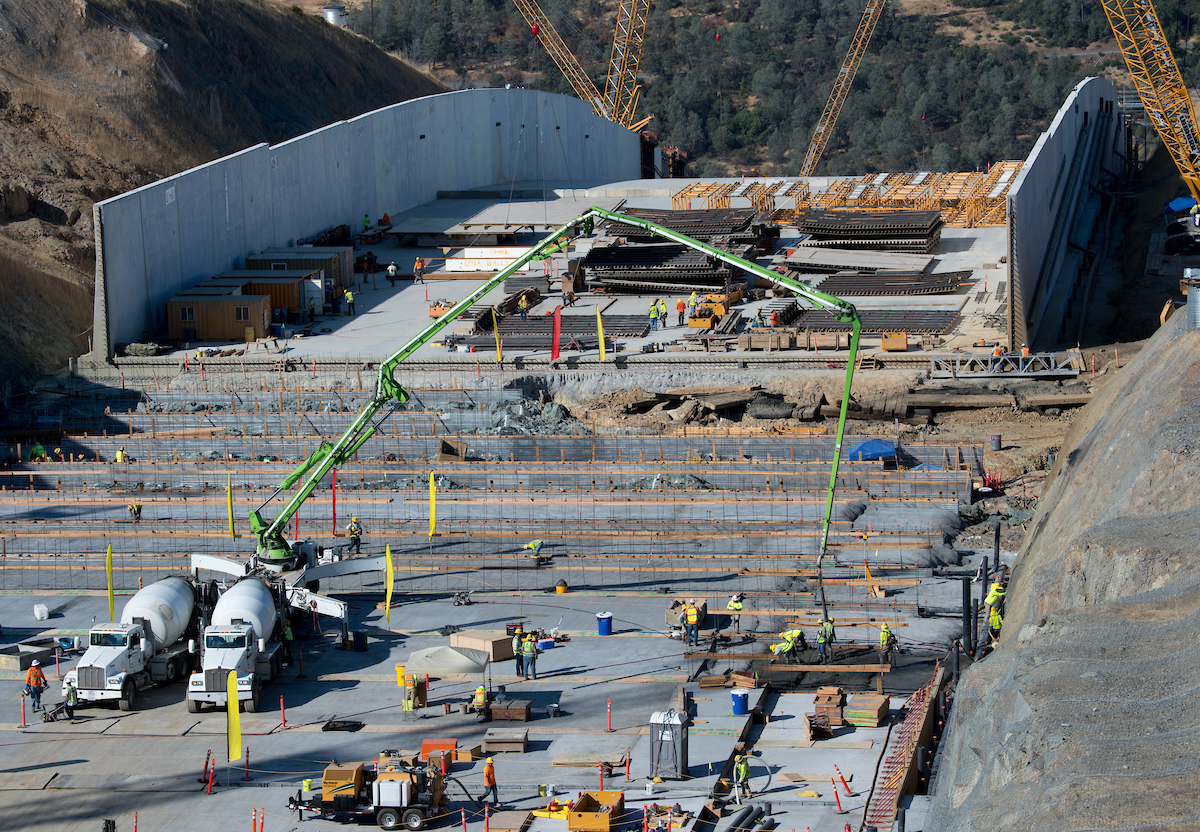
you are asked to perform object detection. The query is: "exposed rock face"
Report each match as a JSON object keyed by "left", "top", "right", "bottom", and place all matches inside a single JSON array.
[{"left": 928, "top": 311, "right": 1200, "bottom": 831}]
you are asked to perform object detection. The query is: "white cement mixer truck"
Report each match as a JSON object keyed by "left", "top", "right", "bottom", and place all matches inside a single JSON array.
[
  {"left": 186, "top": 576, "right": 287, "bottom": 713},
  {"left": 64, "top": 575, "right": 215, "bottom": 711}
]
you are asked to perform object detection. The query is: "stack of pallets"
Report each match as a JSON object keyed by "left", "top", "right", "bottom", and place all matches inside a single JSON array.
[{"left": 814, "top": 686, "right": 845, "bottom": 727}]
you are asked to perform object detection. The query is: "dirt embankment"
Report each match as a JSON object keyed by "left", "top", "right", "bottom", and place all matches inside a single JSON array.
[
  {"left": 0, "top": 0, "right": 442, "bottom": 388},
  {"left": 928, "top": 311, "right": 1200, "bottom": 830}
]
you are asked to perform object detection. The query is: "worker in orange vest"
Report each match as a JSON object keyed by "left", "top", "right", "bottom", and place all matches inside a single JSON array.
[
  {"left": 991, "top": 345, "right": 1002, "bottom": 357},
  {"left": 25, "top": 660, "right": 47, "bottom": 711},
  {"left": 1021, "top": 344, "right": 1030, "bottom": 356},
  {"left": 480, "top": 757, "right": 500, "bottom": 804}
]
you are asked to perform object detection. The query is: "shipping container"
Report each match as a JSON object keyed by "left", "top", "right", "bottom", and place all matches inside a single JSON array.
[{"left": 249, "top": 246, "right": 354, "bottom": 288}]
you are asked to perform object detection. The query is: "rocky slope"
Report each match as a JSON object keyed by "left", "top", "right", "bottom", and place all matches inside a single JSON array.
[
  {"left": 0, "top": 0, "right": 442, "bottom": 388},
  {"left": 928, "top": 310, "right": 1200, "bottom": 830}
]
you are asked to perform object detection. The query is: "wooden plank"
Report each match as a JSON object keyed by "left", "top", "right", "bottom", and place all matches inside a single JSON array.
[
  {"left": 777, "top": 763, "right": 854, "bottom": 777},
  {"left": 905, "top": 393, "right": 1017, "bottom": 408},
  {"left": 488, "top": 811, "right": 533, "bottom": 832},
  {"left": 664, "top": 385, "right": 760, "bottom": 396},
  {"left": 1021, "top": 394, "right": 1092, "bottom": 407},
  {"left": 552, "top": 752, "right": 630, "bottom": 767}
]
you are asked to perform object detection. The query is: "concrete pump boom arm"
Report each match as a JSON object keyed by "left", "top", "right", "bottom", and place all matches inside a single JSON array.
[{"left": 253, "top": 206, "right": 860, "bottom": 612}]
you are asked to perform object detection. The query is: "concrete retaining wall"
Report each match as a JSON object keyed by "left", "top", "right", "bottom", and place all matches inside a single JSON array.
[
  {"left": 1007, "top": 77, "right": 1126, "bottom": 349},
  {"left": 92, "top": 89, "right": 641, "bottom": 357}
]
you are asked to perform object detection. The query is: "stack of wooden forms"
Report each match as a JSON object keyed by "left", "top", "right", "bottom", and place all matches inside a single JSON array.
[{"left": 844, "top": 694, "right": 890, "bottom": 727}]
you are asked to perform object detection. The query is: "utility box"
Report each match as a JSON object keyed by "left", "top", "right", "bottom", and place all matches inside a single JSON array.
[
  {"left": 450, "top": 630, "right": 515, "bottom": 662},
  {"left": 649, "top": 710, "right": 688, "bottom": 780},
  {"left": 881, "top": 332, "right": 908, "bottom": 352}
]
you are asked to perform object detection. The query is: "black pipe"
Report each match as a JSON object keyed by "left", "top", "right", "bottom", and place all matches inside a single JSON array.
[
  {"left": 992, "top": 522, "right": 1001, "bottom": 575},
  {"left": 973, "top": 604, "right": 981, "bottom": 657},
  {"left": 952, "top": 641, "right": 960, "bottom": 678},
  {"left": 960, "top": 578, "right": 973, "bottom": 655}
]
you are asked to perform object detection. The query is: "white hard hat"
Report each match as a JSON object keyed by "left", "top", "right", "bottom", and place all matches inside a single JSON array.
[{"left": 30, "top": 659, "right": 40, "bottom": 666}]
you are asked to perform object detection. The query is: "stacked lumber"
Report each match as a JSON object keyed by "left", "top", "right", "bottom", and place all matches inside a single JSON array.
[
  {"left": 814, "top": 686, "right": 845, "bottom": 727},
  {"left": 844, "top": 695, "right": 890, "bottom": 727}
]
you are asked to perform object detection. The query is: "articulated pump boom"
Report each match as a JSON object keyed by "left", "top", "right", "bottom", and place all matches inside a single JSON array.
[{"left": 249, "top": 208, "right": 861, "bottom": 611}]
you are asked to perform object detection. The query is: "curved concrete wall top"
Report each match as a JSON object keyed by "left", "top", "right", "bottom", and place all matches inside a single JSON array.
[{"left": 91, "top": 88, "right": 640, "bottom": 356}]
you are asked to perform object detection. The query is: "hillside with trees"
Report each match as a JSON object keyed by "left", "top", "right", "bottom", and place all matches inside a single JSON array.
[{"left": 347, "top": 0, "right": 1127, "bottom": 175}]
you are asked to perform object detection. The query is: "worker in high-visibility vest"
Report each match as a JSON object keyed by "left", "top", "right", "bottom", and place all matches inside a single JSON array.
[
  {"left": 726, "top": 593, "right": 744, "bottom": 634},
  {"left": 816, "top": 618, "right": 835, "bottom": 663},
  {"left": 472, "top": 685, "right": 488, "bottom": 713},
  {"left": 512, "top": 628, "right": 524, "bottom": 677},
  {"left": 733, "top": 754, "right": 751, "bottom": 803},
  {"left": 991, "top": 344, "right": 1002, "bottom": 357},
  {"left": 517, "top": 295, "right": 529, "bottom": 320},
  {"left": 346, "top": 516, "right": 363, "bottom": 554},
  {"left": 683, "top": 600, "right": 701, "bottom": 646},
  {"left": 479, "top": 757, "right": 499, "bottom": 805},
  {"left": 986, "top": 581, "right": 1006, "bottom": 639},
  {"left": 522, "top": 635, "right": 538, "bottom": 680},
  {"left": 771, "top": 628, "right": 805, "bottom": 661},
  {"left": 879, "top": 623, "right": 898, "bottom": 664},
  {"left": 114, "top": 446, "right": 127, "bottom": 464}
]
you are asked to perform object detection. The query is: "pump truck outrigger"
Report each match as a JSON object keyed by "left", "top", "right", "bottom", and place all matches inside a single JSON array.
[{"left": 245, "top": 207, "right": 860, "bottom": 617}]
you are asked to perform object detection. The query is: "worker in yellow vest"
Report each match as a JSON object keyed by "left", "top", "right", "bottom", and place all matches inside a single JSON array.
[
  {"left": 726, "top": 593, "right": 744, "bottom": 634},
  {"left": 512, "top": 628, "right": 524, "bottom": 676},
  {"left": 522, "top": 635, "right": 538, "bottom": 680},
  {"left": 344, "top": 289, "right": 356, "bottom": 316},
  {"left": 879, "top": 622, "right": 897, "bottom": 663},
  {"left": 683, "top": 600, "right": 701, "bottom": 646}
]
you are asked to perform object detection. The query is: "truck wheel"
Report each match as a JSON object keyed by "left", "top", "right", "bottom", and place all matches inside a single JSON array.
[
  {"left": 165, "top": 656, "right": 180, "bottom": 683},
  {"left": 376, "top": 809, "right": 401, "bottom": 830},
  {"left": 402, "top": 808, "right": 425, "bottom": 830},
  {"left": 244, "top": 679, "right": 260, "bottom": 713},
  {"left": 186, "top": 697, "right": 202, "bottom": 714},
  {"left": 118, "top": 680, "right": 136, "bottom": 712}
]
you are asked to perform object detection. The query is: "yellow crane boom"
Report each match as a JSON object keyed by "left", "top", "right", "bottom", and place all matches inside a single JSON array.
[
  {"left": 605, "top": 0, "right": 651, "bottom": 129},
  {"left": 511, "top": 0, "right": 650, "bottom": 130},
  {"left": 800, "top": 0, "right": 887, "bottom": 176},
  {"left": 1101, "top": 0, "right": 1200, "bottom": 200},
  {"left": 511, "top": 0, "right": 607, "bottom": 118}
]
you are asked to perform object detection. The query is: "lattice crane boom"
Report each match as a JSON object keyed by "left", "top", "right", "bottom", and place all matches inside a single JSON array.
[
  {"left": 1101, "top": 0, "right": 1200, "bottom": 200},
  {"left": 800, "top": 0, "right": 887, "bottom": 177},
  {"left": 604, "top": 0, "right": 651, "bottom": 128},
  {"left": 511, "top": 0, "right": 608, "bottom": 119}
]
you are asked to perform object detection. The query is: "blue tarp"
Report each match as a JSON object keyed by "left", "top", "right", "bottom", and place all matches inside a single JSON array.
[
  {"left": 910, "top": 463, "right": 945, "bottom": 471},
  {"left": 847, "top": 439, "right": 895, "bottom": 460},
  {"left": 1166, "top": 197, "right": 1197, "bottom": 215}
]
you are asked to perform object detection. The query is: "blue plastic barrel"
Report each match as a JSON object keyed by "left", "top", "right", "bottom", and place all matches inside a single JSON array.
[
  {"left": 731, "top": 689, "right": 749, "bottom": 716},
  {"left": 596, "top": 612, "right": 614, "bottom": 636}
]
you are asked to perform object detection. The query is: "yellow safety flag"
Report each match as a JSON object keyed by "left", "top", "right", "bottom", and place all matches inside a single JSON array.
[
  {"left": 106, "top": 545, "right": 114, "bottom": 621},
  {"left": 492, "top": 308, "right": 502, "bottom": 362},
  {"left": 428, "top": 472, "right": 437, "bottom": 539},
  {"left": 596, "top": 305, "right": 606, "bottom": 362},
  {"left": 385, "top": 544, "right": 394, "bottom": 623},
  {"left": 227, "top": 669, "right": 242, "bottom": 763},
  {"left": 226, "top": 472, "right": 236, "bottom": 539}
]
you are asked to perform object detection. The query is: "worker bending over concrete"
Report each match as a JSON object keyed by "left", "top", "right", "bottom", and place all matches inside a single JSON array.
[{"left": 733, "top": 754, "right": 751, "bottom": 803}]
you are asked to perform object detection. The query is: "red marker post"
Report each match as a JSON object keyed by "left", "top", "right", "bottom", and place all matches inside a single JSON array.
[
  {"left": 607, "top": 698, "right": 612, "bottom": 732},
  {"left": 831, "top": 779, "right": 842, "bottom": 812},
  {"left": 280, "top": 695, "right": 287, "bottom": 729}
]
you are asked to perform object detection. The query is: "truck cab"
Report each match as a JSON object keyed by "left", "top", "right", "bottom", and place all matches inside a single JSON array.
[
  {"left": 187, "top": 619, "right": 277, "bottom": 713},
  {"left": 64, "top": 623, "right": 149, "bottom": 711}
]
